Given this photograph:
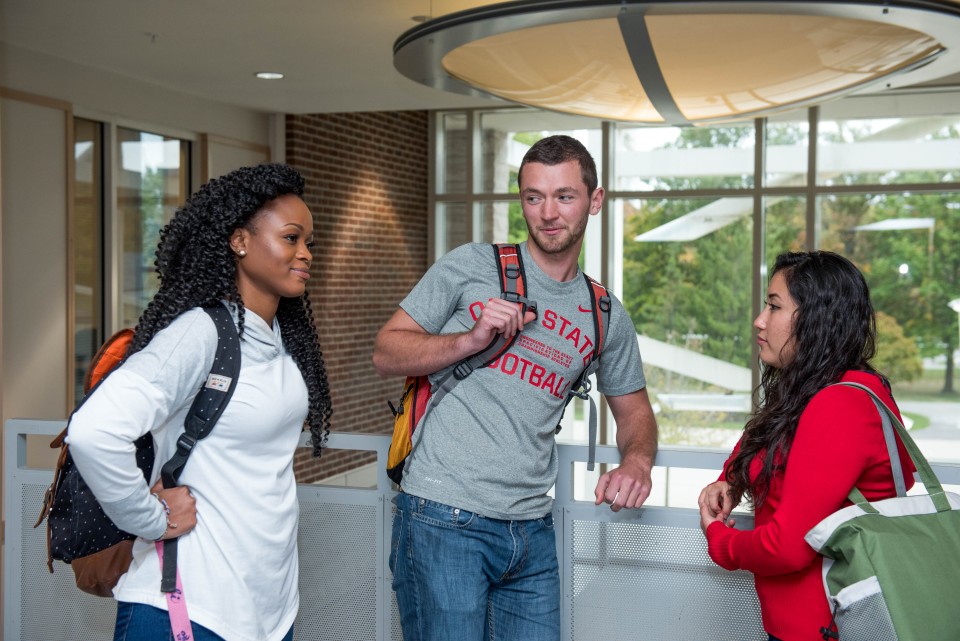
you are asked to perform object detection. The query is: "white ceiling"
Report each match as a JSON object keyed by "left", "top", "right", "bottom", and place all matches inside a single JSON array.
[
  {"left": 2, "top": 0, "right": 959, "bottom": 117},
  {"left": 0, "top": 0, "right": 504, "bottom": 114}
]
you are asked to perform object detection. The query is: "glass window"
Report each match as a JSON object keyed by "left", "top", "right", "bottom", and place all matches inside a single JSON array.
[
  {"left": 73, "top": 118, "right": 103, "bottom": 402},
  {"left": 479, "top": 110, "right": 603, "bottom": 196},
  {"left": 819, "top": 191, "right": 960, "bottom": 463},
  {"left": 614, "top": 123, "right": 755, "bottom": 192},
  {"left": 619, "top": 196, "right": 754, "bottom": 447},
  {"left": 476, "top": 200, "right": 523, "bottom": 245},
  {"left": 764, "top": 195, "right": 807, "bottom": 271},
  {"left": 439, "top": 112, "right": 467, "bottom": 194},
  {"left": 436, "top": 201, "right": 469, "bottom": 256},
  {"left": 817, "top": 116, "right": 960, "bottom": 187},
  {"left": 116, "top": 127, "right": 189, "bottom": 326},
  {"left": 765, "top": 116, "right": 809, "bottom": 188},
  {"left": 477, "top": 123, "right": 514, "bottom": 195}
]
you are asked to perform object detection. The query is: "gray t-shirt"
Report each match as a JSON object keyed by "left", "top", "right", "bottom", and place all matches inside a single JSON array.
[{"left": 399, "top": 242, "right": 646, "bottom": 520}]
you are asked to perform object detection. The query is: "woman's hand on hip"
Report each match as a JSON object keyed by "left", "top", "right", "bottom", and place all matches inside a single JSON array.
[{"left": 150, "top": 479, "right": 198, "bottom": 540}]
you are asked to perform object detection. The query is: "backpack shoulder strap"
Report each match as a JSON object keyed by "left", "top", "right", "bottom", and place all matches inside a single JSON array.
[
  {"left": 582, "top": 273, "right": 611, "bottom": 361},
  {"left": 443, "top": 243, "right": 537, "bottom": 382},
  {"left": 494, "top": 243, "right": 536, "bottom": 317},
  {"left": 159, "top": 304, "right": 241, "bottom": 488},
  {"left": 159, "top": 303, "right": 241, "bottom": 593},
  {"left": 566, "top": 272, "right": 610, "bottom": 395},
  {"left": 557, "top": 273, "right": 611, "bottom": 471}
]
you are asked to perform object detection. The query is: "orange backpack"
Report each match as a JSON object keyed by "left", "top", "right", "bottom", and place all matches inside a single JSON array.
[{"left": 82, "top": 328, "right": 135, "bottom": 395}]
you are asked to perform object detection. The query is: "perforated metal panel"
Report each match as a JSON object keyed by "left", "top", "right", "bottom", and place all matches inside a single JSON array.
[
  {"left": 390, "top": 594, "right": 403, "bottom": 640},
  {"left": 388, "top": 506, "right": 404, "bottom": 641},
  {"left": 295, "top": 499, "right": 380, "bottom": 640},
  {"left": 18, "top": 483, "right": 117, "bottom": 641},
  {"left": 568, "top": 519, "right": 763, "bottom": 641}
]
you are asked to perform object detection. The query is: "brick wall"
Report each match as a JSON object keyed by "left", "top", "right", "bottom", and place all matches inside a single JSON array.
[{"left": 286, "top": 111, "right": 430, "bottom": 483}]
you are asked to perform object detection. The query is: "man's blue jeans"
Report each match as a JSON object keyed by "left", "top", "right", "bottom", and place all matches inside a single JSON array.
[{"left": 390, "top": 492, "right": 561, "bottom": 641}]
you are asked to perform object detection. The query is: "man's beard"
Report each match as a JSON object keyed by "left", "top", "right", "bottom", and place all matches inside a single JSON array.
[{"left": 527, "top": 214, "right": 588, "bottom": 255}]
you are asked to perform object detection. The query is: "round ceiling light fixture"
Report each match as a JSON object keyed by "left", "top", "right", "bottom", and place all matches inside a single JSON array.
[{"left": 394, "top": 1, "right": 960, "bottom": 124}]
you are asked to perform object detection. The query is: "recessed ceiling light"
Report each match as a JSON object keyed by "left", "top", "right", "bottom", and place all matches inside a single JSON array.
[{"left": 255, "top": 71, "right": 284, "bottom": 80}]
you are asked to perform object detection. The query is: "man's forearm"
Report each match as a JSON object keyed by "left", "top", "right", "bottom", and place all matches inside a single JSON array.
[
  {"left": 374, "top": 300, "right": 531, "bottom": 378},
  {"left": 617, "top": 421, "right": 657, "bottom": 470},
  {"left": 373, "top": 328, "right": 475, "bottom": 377},
  {"left": 609, "top": 389, "right": 658, "bottom": 470}
]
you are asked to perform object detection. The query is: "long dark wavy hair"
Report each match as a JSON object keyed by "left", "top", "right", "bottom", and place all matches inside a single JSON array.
[
  {"left": 726, "top": 251, "right": 880, "bottom": 508},
  {"left": 128, "top": 163, "right": 332, "bottom": 456}
]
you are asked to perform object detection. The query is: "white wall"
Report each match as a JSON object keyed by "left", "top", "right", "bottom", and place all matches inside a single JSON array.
[{"left": 1, "top": 94, "right": 71, "bottom": 422}]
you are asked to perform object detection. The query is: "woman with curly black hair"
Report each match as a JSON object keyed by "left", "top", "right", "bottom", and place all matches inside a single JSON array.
[
  {"left": 698, "top": 251, "right": 915, "bottom": 641},
  {"left": 69, "top": 163, "right": 332, "bottom": 641}
]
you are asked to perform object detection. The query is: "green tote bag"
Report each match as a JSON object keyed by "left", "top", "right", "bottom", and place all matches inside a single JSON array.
[{"left": 805, "top": 382, "right": 960, "bottom": 641}]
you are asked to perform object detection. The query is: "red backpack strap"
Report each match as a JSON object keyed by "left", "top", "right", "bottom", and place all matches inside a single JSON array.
[
  {"left": 556, "top": 273, "right": 611, "bottom": 472},
  {"left": 582, "top": 273, "right": 611, "bottom": 362},
  {"left": 494, "top": 243, "right": 536, "bottom": 318}
]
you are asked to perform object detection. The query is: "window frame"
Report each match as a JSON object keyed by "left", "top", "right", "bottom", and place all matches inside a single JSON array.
[{"left": 70, "top": 112, "right": 196, "bottom": 406}]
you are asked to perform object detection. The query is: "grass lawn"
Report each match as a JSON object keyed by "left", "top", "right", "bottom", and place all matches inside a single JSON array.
[{"left": 902, "top": 411, "right": 931, "bottom": 431}]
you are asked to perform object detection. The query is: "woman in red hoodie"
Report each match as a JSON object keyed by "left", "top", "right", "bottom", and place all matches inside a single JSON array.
[{"left": 699, "top": 251, "right": 915, "bottom": 641}]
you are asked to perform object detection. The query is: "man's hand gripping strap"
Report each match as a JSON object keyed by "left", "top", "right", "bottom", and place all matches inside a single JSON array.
[{"left": 435, "top": 244, "right": 538, "bottom": 407}]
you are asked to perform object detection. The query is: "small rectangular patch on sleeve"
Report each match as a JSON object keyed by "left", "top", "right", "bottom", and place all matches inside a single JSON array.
[{"left": 206, "top": 374, "right": 232, "bottom": 391}]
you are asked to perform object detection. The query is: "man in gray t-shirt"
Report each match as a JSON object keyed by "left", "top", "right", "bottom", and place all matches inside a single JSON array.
[{"left": 374, "top": 135, "right": 658, "bottom": 641}]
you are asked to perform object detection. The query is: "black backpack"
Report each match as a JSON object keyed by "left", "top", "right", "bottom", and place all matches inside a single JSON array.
[{"left": 35, "top": 304, "right": 241, "bottom": 596}]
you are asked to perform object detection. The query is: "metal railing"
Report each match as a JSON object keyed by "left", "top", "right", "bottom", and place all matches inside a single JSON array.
[{"left": 10, "top": 418, "right": 956, "bottom": 640}]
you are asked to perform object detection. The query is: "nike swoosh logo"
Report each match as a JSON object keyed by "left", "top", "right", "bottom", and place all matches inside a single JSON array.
[{"left": 578, "top": 305, "right": 591, "bottom": 313}]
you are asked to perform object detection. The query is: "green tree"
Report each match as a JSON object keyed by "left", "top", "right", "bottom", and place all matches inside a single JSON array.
[
  {"left": 622, "top": 125, "right": 758, "bottom": 374},
  {"left": 822, "top": 192, "right": 959, "bottom": 395},
  {"left": 875, "top": 311, "right": 923, "bottom": 382},
  {"left": 818, "top": 119, "right": 960, "bottom": 394}
]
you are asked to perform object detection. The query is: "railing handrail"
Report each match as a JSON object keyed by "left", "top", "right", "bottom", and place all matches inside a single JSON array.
[{"left": 9, "top": 418, "right": 960, "bottom": 485}]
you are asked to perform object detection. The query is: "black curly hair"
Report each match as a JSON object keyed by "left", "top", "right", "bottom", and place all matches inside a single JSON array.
[
  {"left": 727, "top": 251, "right": 880, "bottom": 508},
  {"left": 128, "top": 162, "right": 332, "bottom": 456}
]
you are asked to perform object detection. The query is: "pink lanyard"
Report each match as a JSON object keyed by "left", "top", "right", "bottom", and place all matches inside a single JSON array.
[{"left": 155, "top": 541, "right": 194, "bottom": 641}]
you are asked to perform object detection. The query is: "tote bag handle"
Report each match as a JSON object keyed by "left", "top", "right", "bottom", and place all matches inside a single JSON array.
[{"left": 834, "top": 382, "right": 951, "bottom": 513}]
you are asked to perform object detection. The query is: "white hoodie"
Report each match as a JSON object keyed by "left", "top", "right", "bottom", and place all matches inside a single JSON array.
[{"left": 69, "top": 304, "right": 308, "bottom": 641}]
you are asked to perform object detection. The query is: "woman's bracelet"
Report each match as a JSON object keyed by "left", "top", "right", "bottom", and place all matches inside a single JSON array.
[
  {"left": 152, "top": 492, "right": 178, "bottom": 541},
  {"left": 153, "top": 492, "right": 171, "bottom": 515}
]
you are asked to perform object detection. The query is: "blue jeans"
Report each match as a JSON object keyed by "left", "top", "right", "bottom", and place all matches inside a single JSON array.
[
  {"left": 390, "top": 492, "right": 560, "bottom": 641},
  {"left": 113, "top": 602, "right": 294, "bottom": 641}
]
